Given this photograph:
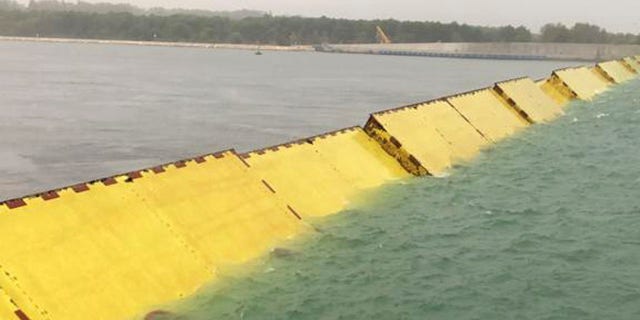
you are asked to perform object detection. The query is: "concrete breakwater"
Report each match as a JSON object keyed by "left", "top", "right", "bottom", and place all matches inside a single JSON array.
[
  {"left": 0, "top": 36, "right": 314, "bottom": 52},
  {"left": 319, "top": 43, "right": 640, "bottom": 61},
  {"left": 2, "top": 36, "right": 638, "bottom": 61},
  {"left": 0, "top": 56, "right": 639, "bottom": 320}
]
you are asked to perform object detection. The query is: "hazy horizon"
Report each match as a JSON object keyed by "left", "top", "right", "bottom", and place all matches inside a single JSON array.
[{"left": 13, "top": 0, "right": 640, "bottom": 34}]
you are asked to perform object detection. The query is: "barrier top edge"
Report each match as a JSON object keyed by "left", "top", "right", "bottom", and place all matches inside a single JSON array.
[{"left": 0, "top": 148, "right": 237, "bottom": 209}]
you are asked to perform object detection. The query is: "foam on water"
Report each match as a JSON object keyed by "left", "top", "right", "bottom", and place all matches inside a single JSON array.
[{"left": 152, "top": 80, "right": 640, "bottom": 320}]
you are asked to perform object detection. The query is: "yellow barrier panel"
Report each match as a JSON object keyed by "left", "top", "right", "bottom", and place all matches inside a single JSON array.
[
  {"left": 0, "top": 303, "right": 13, "bottom": 320},
  {"left": 0, "top": 269, "right": 39, "bottom": 320},
  {"left": 552, "top": 67, "right": 610, "bottom": 100},
  {"left": 0, "top": 184, "right": 210, "bottom": 320},
  {"left": 0, "top": 58, "right": 637, "bottom": 320},
  {"left": 366, "top": 101, "right": 489, "bottom": 176},
  {"left": 596, "top": 60, "right": 636, "bottom": 83},
  {"left": 243, "top": 127, "right": 408, "bottom": 217},
  {"left": 590, "top": 66, "right": 615, "bottom": 85},
  {"left": 364, "top": 116, "right": 429, "bottom": 176},
  {"left": 0, "top": 288, "right": 19, "bottom": 320},
  {"left": 131, "top": 151, "right": 305, "bottom": 270},
  {"left": 0, "top": 151, "right": 305, "bottom": 320},
  {"left": 537, "top": 77, "right": 573, "bottom": 106},
  {"left": 446, "top": 88, "right": 529, "bottom": 142},
  {"left": 621, "top": 57, "right": 640, "bottom": 73},
  {"left": 494, "top": 77, "right": 564, "bottom": 123},
  {"left": 310, "top": 127, "right": 410, "bottom": 188}
]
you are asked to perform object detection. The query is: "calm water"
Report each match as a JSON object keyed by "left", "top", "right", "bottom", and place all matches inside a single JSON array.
[
  {"left": 0, "top": 40, "right": 578, "bottom": 199},
  {"left": 154, "top": 80, "right": 640, "bottom": 319}
]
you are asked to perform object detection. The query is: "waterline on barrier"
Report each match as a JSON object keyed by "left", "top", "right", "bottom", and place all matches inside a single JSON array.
[{"left": 150, "top": 80, "right": 640, "bottom": 320}]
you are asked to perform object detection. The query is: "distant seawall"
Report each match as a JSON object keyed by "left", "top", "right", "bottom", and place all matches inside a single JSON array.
[
  {"left": 0, "top": 45, "right": 639, "bottom": 320},
  {"left": 3, "top": 37, "right": 639, "bottom": 61},
  {"left": 318, "top": 42, "right": 640, "bottom": 61},
  {"left": 0, "top": 36, "right": 315, "bottom": 52}
]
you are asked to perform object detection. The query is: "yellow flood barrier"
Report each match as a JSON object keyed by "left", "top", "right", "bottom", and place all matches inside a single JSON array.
[
  {"left": 242, "top": 127, "right": 408, "bottom": 218},
  {"left": 494, "top": 77, "right": 564, "bottom": 123},
  {"left": 446, "top": 88, "right": 529, "bottom": 142},
  {"left": 0, "top": 56, "right": 638, "bottom": 320},
  {"left": 589, "top": 66, "right": 614, "bottom": 85},
  {"left": 596, "top": 60, "right": 636, "bottom": 83},
  {"left": 537, "top": 77, "right": 574, "bottom": 106},
  {"left": 551, "top": 67, "right": 611, "bottom": 100},
  {"left": 0, "top": 151, "right": 305, "bottom": 320},
  {"left": 0, "top": 287, "right": 22, "bottom": 320},
  {"left": 621, "top": 57, "right": 640, "bottom": 73},
  {"left": 364, "top": 100, "right": 489, "bottom": 176}
]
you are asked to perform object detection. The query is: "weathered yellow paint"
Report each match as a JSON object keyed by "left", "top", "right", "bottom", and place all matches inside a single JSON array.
[
  {"left": 370, "top": 106, "right": 454, "bottom": 175},
  {"left": 1, "top": 184, "right": 209, "bottom": 320},
  {"left": 368, "top": 100, "right": 488, "bottom": 175},
  {"left": 364, "top": 117, "right": 429, "bottom": 176},
  {"left": 131, "top": 152, "right": 305, "bottom": 269},
  {"left": 596, "top": 60, "right": 636, "bottom": 83},
  {"left": 0, "top": 268, "right": 40, "bottom": 320},
  {"left": 590, "top": 66, "right": 615, "bottom": 84},
  {"left": 552, "top": 67, "right": 610, "bottom": 100},
  {"left": 446, "top": 89, "right": 529, "bottom": 142},
  {"left": 243, "top": 127, "right": 408, "bottom": 217},
  {"left": 1, "top": 58, "right": 638, "bottom": 320},
  {"left": 494, "top": 77, "right": 564, "bottom": 123},
  {"left": 537, "top": 77, "right": 573, "bottom": 106},
  {"left": 0, "top": 151, "right": 305, "bottom": 320},
  {"left": 310, "top": 127, "right": 410, "bottom": 188},
  {"left": 418, "top": 100, "right": 490, "bottom": 155},
  {"left": 621, "top": 57, "right": 640, "bottom": 73},
  {"left": 0, "top": 287, "right": 18, "bottom": 320}
]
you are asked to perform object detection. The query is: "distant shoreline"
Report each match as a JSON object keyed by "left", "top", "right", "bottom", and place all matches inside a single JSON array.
[
  {"left": 3, "top": 36, "right": 638, "bottom": 61},
  {"left": 0, "top": 36, "right": 315, "bottom": 52}
]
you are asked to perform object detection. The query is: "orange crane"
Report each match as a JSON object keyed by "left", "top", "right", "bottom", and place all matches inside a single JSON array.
[{"left": 376, "top": 25, "right": 392, "bottom": 44}]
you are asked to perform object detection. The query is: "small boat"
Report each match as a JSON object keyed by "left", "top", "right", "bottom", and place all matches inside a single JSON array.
[{"left": 255, "top": 50, "right": 263, "bottom": 56}]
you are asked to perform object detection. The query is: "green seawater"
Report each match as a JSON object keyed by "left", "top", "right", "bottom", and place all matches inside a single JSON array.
[{"left": 155, "top": 80, "right": 640, "bottom": 320}]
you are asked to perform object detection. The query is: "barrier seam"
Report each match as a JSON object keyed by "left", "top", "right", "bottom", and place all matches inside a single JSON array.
[
  {"left": 131, "top": 188, "right": 215, "bottom": 276},
  {"left": 306, "top": 137, "right": 368, "bottom": 190},
  {"left": 444, "top": 100, "right": 490, "bottom": 141},
  {"left": 261, "top": 180, "right": 276, "bottom": 193},
  {"left": 363, "top": 116, "right": 429, "bottom": 176},
  {"left": 0, "top": 266, "right": 49, "bottom": 320},
  {"left": 620, "top": 60, "right": 637, "bottom": 73},
  {"left": 15, "top": 310, "right": 30, "bottom": 320},
  {"left": 492, "top": 86, "right": 535, "bottom": 124},
  {"left": 256, "top": 175, "right": 304, "bottom": 221},
  {"left": 594, "top": 65, "right": 616, "bottom": 83},
  {"left": 286, "top": 205, "right": 303, "bottom": 220},
  {"left": 549, "top": 73, "right": 578, "bottom": 99},
  {"left": 1, "top": 287, "right": 25, "bottom": 320}
]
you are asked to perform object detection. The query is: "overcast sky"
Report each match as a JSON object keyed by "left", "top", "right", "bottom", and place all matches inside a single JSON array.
[{"left": 19, "top": 0, "right": 640, "bottom": 33}]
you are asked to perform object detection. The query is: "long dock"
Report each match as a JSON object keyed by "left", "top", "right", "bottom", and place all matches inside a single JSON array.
[{"left": 316, "top": 43, "right": 640, "bottom": 61}]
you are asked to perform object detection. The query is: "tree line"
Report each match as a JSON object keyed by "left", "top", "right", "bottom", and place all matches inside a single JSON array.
[{"left": 0, "top": 0, "right": 638, "bottom": 45}]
